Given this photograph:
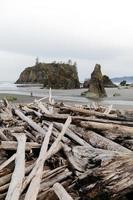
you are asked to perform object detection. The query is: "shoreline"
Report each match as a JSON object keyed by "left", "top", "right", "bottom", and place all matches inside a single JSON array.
[
  {"left": 0, "top": 93, "right": 133, "bottom": 110},
  {"left": 0, "top": 83, "right": 133, "bottom": 109}
]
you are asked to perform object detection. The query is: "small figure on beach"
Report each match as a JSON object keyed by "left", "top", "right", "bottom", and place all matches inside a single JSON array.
[{"left": 30, "top": 91, "right": 33, "bottom": 97}]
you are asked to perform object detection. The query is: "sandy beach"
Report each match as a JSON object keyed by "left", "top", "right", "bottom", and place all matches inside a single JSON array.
[{"left": 0, "top": 84, "right": 133, "bottom": 109}]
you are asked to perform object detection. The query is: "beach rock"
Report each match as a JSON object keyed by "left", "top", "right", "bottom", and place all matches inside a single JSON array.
[
  {"left": 120, "top": 80, "right": 127, "bottom": 86},
  {"left": 16, "top": 62, "right": 80, "bottom": 89},
  {"left": 83, "top": 75, "right": 117, "bottom": 88},
  {"left": 88, "top": 64, "right": 107, "bottom": 98},
  {"left": 103, "top": 75, "right": 117, "bottom": 88}
]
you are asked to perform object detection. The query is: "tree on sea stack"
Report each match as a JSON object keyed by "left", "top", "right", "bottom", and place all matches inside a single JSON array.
[{"left": 89, "top": 64, "right": 107, "bottom": 98}]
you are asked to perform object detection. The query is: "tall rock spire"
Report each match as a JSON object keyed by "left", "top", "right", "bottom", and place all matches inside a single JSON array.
[{"left": 89, "top": 64, "right": 107, "bottom": 97}]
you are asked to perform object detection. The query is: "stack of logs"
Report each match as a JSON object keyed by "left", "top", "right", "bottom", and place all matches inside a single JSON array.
[{"left": 0, "top": 97, "right": 133, "bottom": 200}]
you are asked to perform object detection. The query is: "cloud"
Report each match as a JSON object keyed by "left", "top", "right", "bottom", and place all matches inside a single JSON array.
[{"left": 0, "top": 0, "right": 133, "bottom": 81}]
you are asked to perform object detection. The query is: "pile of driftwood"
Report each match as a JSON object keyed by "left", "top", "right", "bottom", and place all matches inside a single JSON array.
[{"left": 0, "top": 95, "right": 133, "bottom": 200}]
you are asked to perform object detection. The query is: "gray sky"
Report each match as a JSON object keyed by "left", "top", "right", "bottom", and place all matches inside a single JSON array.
[{"left": 0, "top": 0, "right": 133, "bottom": 82}]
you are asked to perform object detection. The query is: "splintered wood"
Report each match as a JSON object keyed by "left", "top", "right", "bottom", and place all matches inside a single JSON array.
[{"left": 0, "top": 97, "right": 133, "bottom": 200}]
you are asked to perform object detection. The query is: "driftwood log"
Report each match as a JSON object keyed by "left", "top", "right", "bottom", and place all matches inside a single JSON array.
[{"left": 5, "top": 134, "right": 26, "bottom": 200}]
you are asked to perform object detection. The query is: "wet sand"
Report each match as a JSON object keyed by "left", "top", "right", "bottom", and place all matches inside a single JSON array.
[{"left": 0, "top": 86, "right": 133, "bottom": 110}]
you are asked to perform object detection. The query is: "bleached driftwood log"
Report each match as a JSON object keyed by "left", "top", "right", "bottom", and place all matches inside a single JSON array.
[
  {"left": 0, "top": 130, "right": 8, "bottom": 141},
  {"left": 82, "top": 130, "right": 131, "bottom": 153},
  {"left": 53, "top": 182, "right": 73, "bottom": 200},
  {"left": 54, "top": 122, "right": 91, "bottom": 147},
  {"left": 47, "top": 116, "right": 72, "bottom": 158},
  {"left": 0, "top": 154, "right": 16, "bottom": 171},
  {"left": 104, "top": 105, "right": 113, "bottom": 114},
  {"left": 24, "top": 124, "right": 53, "bottom": 200},
  {"left": 40, "top": 169, "right": 72, "bottom": 193},
  {"left": 6, "top": 133, "right": 26, "bottom": 200},
  {"left": 37, "top": 102, "right": 51, "bottom": 115},
  {"left": 64, "top": 145, "right": 133, "bottom": 199},
  {"left": 0, "top": 141, "right": 40, "bottom": 151},
  {"left": 80, "top": 121, "right": 133, "bottom": 139},
  {"left": 22, "top": 116, "right": 71, "bottom": 194},
  {"left": 14, "top": 109, "right": 46, "bottom": 136},
  {"left": 60, "top": 105, "right": 118, "bottom": 120}
]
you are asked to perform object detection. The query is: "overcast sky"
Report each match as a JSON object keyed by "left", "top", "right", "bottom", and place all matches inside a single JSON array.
[{"left": 0, "top": 0, "right": 133, "bottom": 82}]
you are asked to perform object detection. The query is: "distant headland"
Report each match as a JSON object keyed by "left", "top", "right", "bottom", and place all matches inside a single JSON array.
[{"left": 111, "top": 76, "right": 133, "bottom": 83}]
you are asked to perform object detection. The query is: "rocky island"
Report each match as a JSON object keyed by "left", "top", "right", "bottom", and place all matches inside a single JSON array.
[
  {"left": 16, "top": 61, "right": 80, "bottom": 89},
  {"left": 89, "top": 64, "right": 107, "bottom": 97}
]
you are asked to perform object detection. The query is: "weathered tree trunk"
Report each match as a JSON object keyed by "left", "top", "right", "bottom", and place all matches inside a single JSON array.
[
  {"left": 6, "top": 133, "right": 26, "bottom": 200},
  {"left": 0, "top": 154, "right": 16, "bottom": 171},
  {"left": 64, "top": 145, "right": 133, "bottom": 199},
  {"left": 80, "top": 121, "right": 133, "bottom": 139},
  {"left": 82, "top": 130, "right": 131, "bottom": 153},
  {"left": 24, "top": 124, "right": 53, "bottom": 200},
  {"left": 14, "top": 109, "right": 46, "bottom": 136},
  {"left": 0, "top": 141, "right": 41, "bottom": 151}
]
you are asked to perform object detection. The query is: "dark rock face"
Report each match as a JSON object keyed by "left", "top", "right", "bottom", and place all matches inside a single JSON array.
[
  {"left": 120, "top": 80, "right": 127, "bottom": 86},
  {"left": 103, "top": 75, "right": 117, "bottom": 88},
  {"left": 83, "top": 72, "right": 117, "bottom": 89},
  {"left": 88, "top": 64, "right": 107, "bottom": 98},
  {"left": 16, "top": 62, "right": 80, "bottom": 89}
]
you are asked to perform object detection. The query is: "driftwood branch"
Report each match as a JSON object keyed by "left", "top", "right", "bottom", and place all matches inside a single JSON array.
[
  {"left": 24, "top": 124, "right": 53, "bottom": 200},
  {"left": 0, "top": 154, "right": 16, "bottom": 171},
  {"left": 14, "top": 109, "right": 46, "bottom": 136},
  {"left": 0, "top": 141, "right": 41, "bottom": 151},
  {"left": 53, "top": 182, "right": 73, "bottom": 200}
]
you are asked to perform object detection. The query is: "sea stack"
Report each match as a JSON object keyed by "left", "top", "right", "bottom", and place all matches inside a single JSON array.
[
  {"left": 15, "top": 62, "right": 80, "bottom": 89},
  {"left": 89, "top": 64, "right": 107, "bottom": 98}
]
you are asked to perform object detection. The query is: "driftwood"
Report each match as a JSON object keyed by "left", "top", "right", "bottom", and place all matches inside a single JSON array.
[
  {"left": 104, "top": 104, "right": 113, "bottom": 114},
  {"left": 40, "top": 169, "right": 72, "bottom": 192},
  {"left": 60, "top": 105, "right": 118, "bottom": 120},
  {"left": 0, "top": 141, "right": 41, "bottom": 151},
  {"left": 54, "top": 122, "right": 91, "bottom": 147},
  {"left": 82, "top": 130, "right": 131, "bottom": 153},
  {"left": 0, "top": 130, "right": 8, "bottom": 141},
  {"left": 37, "top": 102, "right": 51, "bottom": 115},
  {"left": 0, "top": 97, "right": 132, "bottom": 200},
  {"left": 22, "top": 116, "right": 71, "bottom": 194},
  {"left": 0, "top": 154, "right": 16, "bottom": 171},
  {"left": 53, "top": 182, "right": 73, "bottom": 200},
  {"left": 14, "top": 109, "right": 46, "bottom": 136},
  {"left": 80, "top": 120, "right": 133, "bottom": 140},
  {"left": 65, "top": 145, "right": 133, "bottom": 199},
  {"left": 47, "top": 116, "right": 72, "bottom": 158},
  {"left": 24, "top": 124, "right": 53, "bottom": 200},
  {"left": 6, "top": 133, "right": 26, "bottom": 200}
]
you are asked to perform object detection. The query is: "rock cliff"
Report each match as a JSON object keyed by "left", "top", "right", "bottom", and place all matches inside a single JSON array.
[{"left": 16, "top": 62, "right": 80, "bottom": 89}]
